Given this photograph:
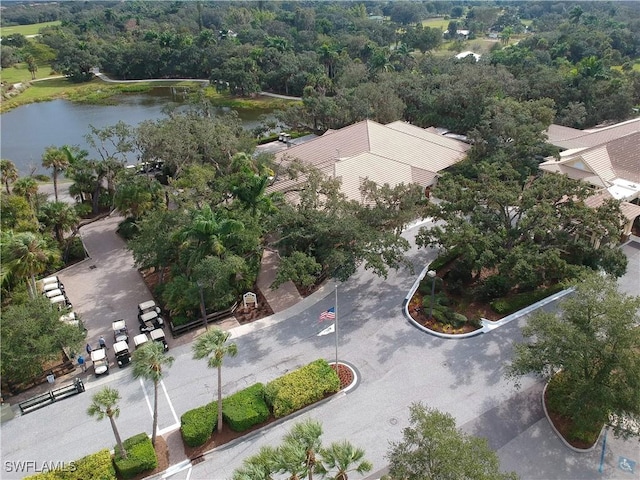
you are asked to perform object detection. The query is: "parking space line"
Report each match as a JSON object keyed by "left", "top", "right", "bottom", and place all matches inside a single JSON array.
[
  {"left": 161, "top": 379, "right": 179, "bottom": 425},
  {"left": 139, "top": 378, "right": 154, "bottom": 418}
]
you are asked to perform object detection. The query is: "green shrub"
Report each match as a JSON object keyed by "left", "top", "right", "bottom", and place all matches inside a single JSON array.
[
  {"left": 477, "top": 274, "right": 511, "bottom": 300},
  {"left": 222, "top": 383, "right": 269, "bottom": 432},
  {"left": 74, "top": 203, "right": 92, "bottom": 218},
  {"left": 265, "top": 359, "right": 340, "bottom": 418},
  {"left": 25, "top": 449, "right": 115, "bottom": 480},
  {"left": 450, "top": 312, "right": 468, "bottom": 328},
  {"left": 116, "top": 217, "right": 138, "bottom": 240},
  {"left": 181, "top": 401, "right": 217, "bottom": 447},
  {"left": 113, "top": 433, "right": 157, "bottom": 479},
  {"left": 64, "top": 236, "right": 86, "bottom": 262},
  {"left": 490, "top": 284, "right": 564, "bottom": 315}
]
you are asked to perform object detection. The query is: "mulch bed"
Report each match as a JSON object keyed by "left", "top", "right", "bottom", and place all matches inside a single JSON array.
[
  {"left": 184, "top": 363, "right": 355, "bottom": 461},
  {"left": 233, "top": 287, "right": 274, "bottom": 324}
]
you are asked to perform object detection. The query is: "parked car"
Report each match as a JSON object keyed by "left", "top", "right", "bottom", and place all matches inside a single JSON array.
[
  {"left": 90, "top": 348, "right": 109, "bottom": 377},
  {"left": 133, "top": 333, "right": 149, "bottom": 349},
  {"left": 149, "top": 328, "right": 169, "bottom": 352},
  {"left": 113, "top": 341, "right": 131, "bottom": 367},
  {"left": 112, "top": 319, "right": 129, "bottom": 344},
  {"left": 139, "top": 311, "right": 164, "bottom": 333}
]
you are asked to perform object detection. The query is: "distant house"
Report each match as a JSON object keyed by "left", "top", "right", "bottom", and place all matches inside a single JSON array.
[
  {"left": 455, "top": 51, "right": 481, "bottom": 61},
  {"left": 267, "top": 119, "right": 470, "bottom": 203},
  {"left": 541, "top": 118, "right": 640, "bottom": 238}
]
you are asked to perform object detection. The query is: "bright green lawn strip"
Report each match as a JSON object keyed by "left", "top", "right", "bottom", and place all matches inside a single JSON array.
[
  {"left": 0, "top": 63, "right": 56, "bottom": 84},
  {"left": 421, "top": 17, "right": 450, "bottom": 30},
  {"left": 0, "top": 21, "right": 61, "bottom": 36}
]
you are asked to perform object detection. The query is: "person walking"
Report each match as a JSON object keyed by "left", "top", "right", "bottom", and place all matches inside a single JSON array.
[
  {"left": 77, "top": 355, "right": 86, "bottom": 372},
  {"left": 86, "top": 343, "right": 92, "bottom": 355},
  {"left": 98, "top": 336, "right": 107, "bottom": 350}
]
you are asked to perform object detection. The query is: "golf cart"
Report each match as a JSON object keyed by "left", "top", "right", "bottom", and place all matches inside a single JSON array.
[
  {"left": 133, "top": 333, "right": 149, "bottom": 349},
  {"left": 112, "top": 319, "right": 129, "bottom": 344},
  {"left": 41, "top": 275, "right": 59, "bottom": 287},
  {"left": 149, "top": 328, "right": 169, "bottom": 352},
  {"left": 113, "top": 341, "right": 131, "bottom": 367},
  {"left": 90, "top": 348, "right": 109, "bottom": 377},
  {"left": 59, "top": 311, "right": 79, "bottom": 327},
  {"left": 139, "top": 310, "right": 164, "bottom": 333},
  {"left": 50, "top": 293, "right": 72, "bottom": 311},
  {"left": 42, "top": 281, "right": 64, "bottom": 293},
  {"left": 138, "top": 300, "right": 162, "bottom": 317},
  {"left": 45, "top": 288, "right": 64, "bottom": 299}
]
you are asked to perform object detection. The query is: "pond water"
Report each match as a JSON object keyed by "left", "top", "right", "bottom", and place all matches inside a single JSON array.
[{"left": 1, "top": 88, "right": 274, "bottom": 175}]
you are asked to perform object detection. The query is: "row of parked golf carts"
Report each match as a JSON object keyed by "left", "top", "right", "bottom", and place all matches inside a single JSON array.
[
  {"left": 39, "top": 276, "right": 79, "bottom": 327},
  {"left": 104, "top": 300, "right": 169, "bottom": 374}
]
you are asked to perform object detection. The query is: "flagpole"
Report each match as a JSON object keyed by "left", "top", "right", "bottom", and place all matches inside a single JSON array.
[{"left": 334, "top": 283, "right": 339, "bottom": 367}]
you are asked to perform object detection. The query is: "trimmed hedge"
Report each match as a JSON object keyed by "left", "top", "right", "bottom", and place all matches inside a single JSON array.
[
  {"left": 25, "top": 449, "right": 115, "bottom": 480},
  {"left": 222, "top": 383, "right": 269, "bottom": 432},
  {"left": 181, "top": 401, "right": 217, "bottom": 447},
  {"left": 490, "top": 284, "right": 564, "bottom": 315},
  {"left": 113, "top": 433, "right": 157, "bottom": 479},
  {"left": 265, "top": 359, "right": 340, "bottom": 418}
]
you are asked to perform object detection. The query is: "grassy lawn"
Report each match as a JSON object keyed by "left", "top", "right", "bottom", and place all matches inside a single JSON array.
[
  {"left": 0, "top": 21, "right": 61, "bottom": 36},
  {"left": 1, "top": 63, "right": 57, "bottom": 85},
  {"left": 421, "top": 17, "right": 450, "bottom": 30}
]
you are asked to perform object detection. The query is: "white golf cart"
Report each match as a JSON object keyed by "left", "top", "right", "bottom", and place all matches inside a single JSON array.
[
  {"left": 112, "top": 319, "right": 129, "bottom": 344},
  {"left": 149, "top": 328, "right": 169, "bottom": 352},
  {"left": 50, "top": 293, "right": 72, "bottom": 311},
  {"left": 113, "top": 341, "right": 131, "bottom": 367},
  {"left": 133, "top": 333, "right": 149, "bottom": 349},
  {"left": 90, "top": 348, "right": 109, "bottom": 377}
]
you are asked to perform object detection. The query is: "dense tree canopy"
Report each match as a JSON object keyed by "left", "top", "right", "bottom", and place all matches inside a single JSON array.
[
  {"left": 386, "top": 402, "right": 518, "bottom": 480},
  {"left": 416, "top": 164, "right": 627, "bottom": 297},
  {"left": 507, "top": 273, "right": 640, "bottom": 442}
]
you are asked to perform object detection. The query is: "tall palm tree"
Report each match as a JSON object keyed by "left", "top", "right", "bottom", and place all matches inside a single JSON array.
[
  {"left": 131, "top": 341, "right": 174, "bottom": 446},
  {"left": 319, "top": 440, "right": 372, "bottom": 480},
  {"left": 42, "top": 146, "right": 70, "bottom": 202},
  {"left": 192, "top": 328, "right": 238, "bottom": 433},
  {"left": 282, "top": 419, "right": 323, "bottom": 480},
  {"left": 38, "top": 201, "right": 80, "bottom": 244},
  {"left": 1, "top": 159, "right": 19, "bottom": 194},
  {"left": 87, "top": 387, "right": 128, "bottom": 459},
  {"left": 232, "top": 445, "right": 278, "bottom": 480},
  {"left": 12, "top": 177, "right": 39, "bottom": 209},
  {"left": 1, "top": 230, "right": 60, "bottom": 297}
]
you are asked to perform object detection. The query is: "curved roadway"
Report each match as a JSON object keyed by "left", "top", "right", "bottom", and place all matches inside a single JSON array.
[{"left": 1, "top": 217, "right": 638, "bottom": 480}]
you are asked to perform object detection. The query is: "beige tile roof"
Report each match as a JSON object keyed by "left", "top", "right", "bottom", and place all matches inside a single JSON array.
[
  {"left": 270, "top": 119, "right": 469, "bottom": 200},
  {"left": 540, "top": 131, "right": 640, "bottom": 189},
  {"left": 546, "top": 118, "right": 640, "bottom": 150},
  {"left": 584, "top": 189, "right": 640, "bottom": 223}
]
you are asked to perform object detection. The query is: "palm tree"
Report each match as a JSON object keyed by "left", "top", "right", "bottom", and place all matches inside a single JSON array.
[
  {"left": 319, "top": 440, "right": 372, "bottom": 480},
  {"left": 131, "top": 341, "right": 175, "bottom": 446},
  {"left": 42, "top": 146, "right": 70, "bottom": 202},
  {"left": 87, "top": 387, "right": 128, "bottom": 459},
  {"left": 232, "top": 445, "right": 278, "bottom": 480},
  {"left": 1, "top": 159, "right": 19, "bottom": 194},
  {"left": 38, "top": 201, "right": 80, "bottom": 244},
  {"left": 281, "top": 419, "right": 323, "bottom": 480},
  {"left": 1, "top": 230, "right": 60, "bottom": 297},
  {"left": 12, "top": 176, "right": 39, "bottom": 208},
  {"left": 192, "top": 328, "right": 238, "bottom": 433}
]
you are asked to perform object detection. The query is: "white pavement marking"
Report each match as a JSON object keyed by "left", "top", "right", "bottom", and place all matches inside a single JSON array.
[
  {"left": 139, "top": 378, "right": 154, "bottom": 418},
  {"left": 161, "top": 379, "right": 180, "bottom": 426},
  {"left": 162, "top": 459, "right": 192, "bottom": 479}
]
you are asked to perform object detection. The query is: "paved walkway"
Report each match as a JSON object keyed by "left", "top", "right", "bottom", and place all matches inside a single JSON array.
[{"left": 256, "top": 248, "right": 303, "bottom": 313}]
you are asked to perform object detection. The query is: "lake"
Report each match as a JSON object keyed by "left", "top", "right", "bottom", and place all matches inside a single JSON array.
[{"left": 1, "top": 88, "right": 274, "bottom": 175}]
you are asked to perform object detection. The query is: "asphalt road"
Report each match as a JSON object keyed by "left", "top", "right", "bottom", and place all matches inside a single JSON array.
[{"left": 1, "top": 218, "right": 638, "bottom": 480}]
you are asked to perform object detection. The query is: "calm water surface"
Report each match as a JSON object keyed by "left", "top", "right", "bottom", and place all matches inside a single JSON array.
[{"left": 1, "top": 88, "right": 272, "bottom": 175}]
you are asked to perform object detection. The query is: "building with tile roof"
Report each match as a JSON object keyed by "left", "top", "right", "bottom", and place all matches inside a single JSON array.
[
  {"left": 267, "top": 119, "right": 470, "bottom": 202},
  {"left": 541, "top": 119, "right": 640, "bottom": 237}
]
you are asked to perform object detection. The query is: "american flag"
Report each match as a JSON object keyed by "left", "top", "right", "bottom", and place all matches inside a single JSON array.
[{"left": 319, "top": 307, "right": 336, "bottom": 321}]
